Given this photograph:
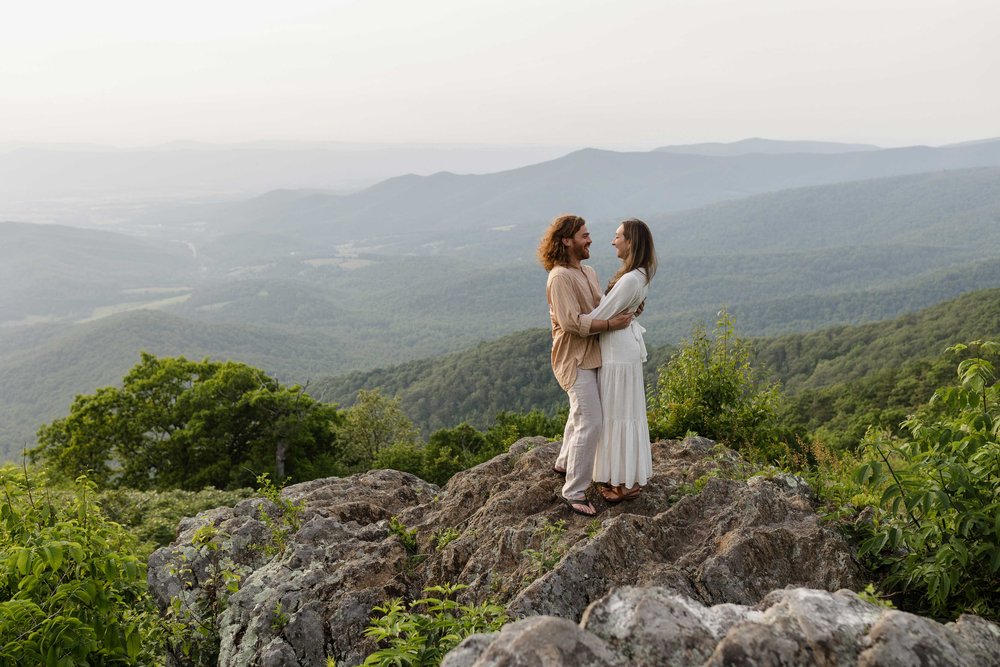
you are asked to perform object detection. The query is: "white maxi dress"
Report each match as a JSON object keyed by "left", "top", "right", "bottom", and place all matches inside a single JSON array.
[{"left": 588, "top": 269, "right": 651, "bottom": 488}]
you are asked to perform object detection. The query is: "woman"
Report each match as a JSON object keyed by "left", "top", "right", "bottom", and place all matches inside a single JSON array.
[{"left": 587, "top": 218, "right": 656, "bottom": 502}]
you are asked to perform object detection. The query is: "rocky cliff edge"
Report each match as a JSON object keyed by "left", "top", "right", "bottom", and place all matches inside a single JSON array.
[{"left": 147, "top": 436, "right": 1000, "bottom": 666}]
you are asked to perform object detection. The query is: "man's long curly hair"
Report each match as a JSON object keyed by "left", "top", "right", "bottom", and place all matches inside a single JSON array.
[
  {"left": 537, "top": 214, "right": 586, "bottom": 271},
  {"left": 606, "top": 218, "right": 656, "bottom": 293}
]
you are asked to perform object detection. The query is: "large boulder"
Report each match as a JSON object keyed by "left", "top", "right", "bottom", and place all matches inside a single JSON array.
[
  {"left": 147, "top": 437, "right": 867, "bottom": 666},
  {"left": 443, "top": 587, "right": 1000, "bottom": 667}
]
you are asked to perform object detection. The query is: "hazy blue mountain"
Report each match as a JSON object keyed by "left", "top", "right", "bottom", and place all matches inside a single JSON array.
[
  {"left": 655, "top": 137, "right": 880, "bottom": 155},
  {"left": 184, "top": 139, "right": 1000, "bottom": 261},
  {"left": 0, "top": 142, "right": 578, "bottom": 226},
  {"left": 7, "top": 167, "right": 999, "bottom": 333},
  {"left": 656, "top": 167, "right": 1000, "bottom": 255}
]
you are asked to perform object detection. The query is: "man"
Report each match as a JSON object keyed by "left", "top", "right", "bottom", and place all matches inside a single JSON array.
[{"left": 537, "top": 214, "right": 633, "bottom": 516}]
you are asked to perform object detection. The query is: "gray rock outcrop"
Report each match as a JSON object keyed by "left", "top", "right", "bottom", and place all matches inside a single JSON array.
[
  {"left": 443, "top": 587, "right": 1000, "bottom": 667},
  {"left": 145, "top": 436, "right": 902, "bottom": 666}
]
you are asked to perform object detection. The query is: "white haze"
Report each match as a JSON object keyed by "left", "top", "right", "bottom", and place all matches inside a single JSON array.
[{"left": 1, "top": 0, "right": 997, "bottom": 149}]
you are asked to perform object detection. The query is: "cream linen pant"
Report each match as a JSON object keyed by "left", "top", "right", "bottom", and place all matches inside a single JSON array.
[{"left": 555, "top": 368, "right": 602, "bottom": 500}]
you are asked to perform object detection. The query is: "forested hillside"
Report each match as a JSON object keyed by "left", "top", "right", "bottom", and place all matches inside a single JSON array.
[
  {"left": 5, "top": 164, "right": 1000, "bottom": 461},
  {"left": 316, "top": 289, "right": 1000, "bottom": 443},
  {"left": 0, "top": 221, "right": 197, "bottom": 325}
]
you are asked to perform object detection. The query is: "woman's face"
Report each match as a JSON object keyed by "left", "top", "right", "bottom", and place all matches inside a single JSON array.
[{"left": 612, "top": 224, "right": 630, "bottom": 260}]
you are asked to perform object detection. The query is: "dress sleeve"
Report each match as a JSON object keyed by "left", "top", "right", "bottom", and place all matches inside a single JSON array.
[
  {"left": 549, "top": 272, "right": 594, "bottom": 337},
  {"left": 588, "top": 272, "right": 639, "bottom": 320}
]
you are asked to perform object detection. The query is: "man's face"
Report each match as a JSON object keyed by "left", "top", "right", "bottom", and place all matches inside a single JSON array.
[{"left": 563, "top": 224, "right": 592, "bottom": 262}]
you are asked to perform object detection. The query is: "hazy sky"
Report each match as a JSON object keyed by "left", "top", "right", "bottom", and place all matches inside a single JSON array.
[{"left": 1, "top": 0, "right": 996, "bottom": 149}]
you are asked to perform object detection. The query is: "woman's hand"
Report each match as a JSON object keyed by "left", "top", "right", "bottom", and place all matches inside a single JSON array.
[{"left": 608, "top": 311, "right": 633, "bottom": 330}]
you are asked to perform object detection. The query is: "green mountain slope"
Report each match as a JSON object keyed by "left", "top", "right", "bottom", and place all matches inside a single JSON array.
[
  {"left": 657, "top": 167, "right": 1000, "bottom": 256},
  {"left": 753, "top": 288, "right": 1000, "bottom": 391},
  {"left": 313, "top": 289, "right": 1000, "bottom": 437},
  {"left": 0, "top": 221, "right": 198, "bottom": 324}
]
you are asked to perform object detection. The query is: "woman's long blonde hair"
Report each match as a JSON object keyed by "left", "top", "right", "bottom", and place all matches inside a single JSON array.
[
  {"left": 606, "top": 218, "right": 656, "bottom": 293},
  {"left": 537, "top": 214, "right": 586, "bottom": 271}
]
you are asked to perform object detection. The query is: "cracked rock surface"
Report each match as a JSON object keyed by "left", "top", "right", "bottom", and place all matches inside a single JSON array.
[{"left": 147, "top": 436, "right": 892, "bottom": 666}]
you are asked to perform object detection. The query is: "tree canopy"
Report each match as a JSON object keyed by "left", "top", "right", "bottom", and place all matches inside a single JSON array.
[{"left": 31, "top": 353, "right": 343, "bottom": 490}]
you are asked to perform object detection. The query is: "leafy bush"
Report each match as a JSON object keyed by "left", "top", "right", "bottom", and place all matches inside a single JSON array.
[
  {"left": 374, "top": 410, "right": 566, "bottom": 486},
  {"left": 96, "top": 485, "right": 254, "bottom": 556},
  {"left": 362, "top": 583, "right": 507, "bottom": 667},
  {"left": 481, "top": 409, "right": 565, "bottom": 453},
  {"left": 778, "top": 436, "right": 876, "bottom": 525},
  {"left": 854, "top": 341, "right": 1000, "bottom": 620},
  {"left": 649, "top": 310, "right": 783, "bottom": 458},
  {"left": 0, "top": 467, "right": 162, "bottom": 665}
]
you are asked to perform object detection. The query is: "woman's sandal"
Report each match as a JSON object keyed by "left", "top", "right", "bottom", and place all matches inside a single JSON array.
[
  {"left": 620, "top": 485, "right": 641, "bottom": 501},
  {"left": 556, "top": 494, "right": 598, "bottom": 516},
  {"left": 597, "top": 484, "right": 627, "bottom": 504}
]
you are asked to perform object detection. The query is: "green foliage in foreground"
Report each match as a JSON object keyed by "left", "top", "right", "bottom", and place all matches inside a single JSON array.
[
  {"left": 0, "top": 468, "right": 162, "bottom": 666},
  {"left": 649, "top": 310, "right": 783, "bottom": 458},
  {"left": 854, "top": 341, "right": 1000, "bottom": 620},
  {"left": 362, "top": 583, "right": 507, "bottom": 667}
]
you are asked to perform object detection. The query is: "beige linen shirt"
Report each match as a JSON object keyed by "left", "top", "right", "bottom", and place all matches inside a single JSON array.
[{"left": 546, "top": 264, "right": 603, "bottom": 390}]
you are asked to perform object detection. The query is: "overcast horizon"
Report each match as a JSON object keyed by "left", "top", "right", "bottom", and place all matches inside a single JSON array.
[{"left": 2, "top": 0, "right": 997, "bottom": 150}]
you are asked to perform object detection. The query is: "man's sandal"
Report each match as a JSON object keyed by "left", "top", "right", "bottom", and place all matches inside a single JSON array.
[
  {"left": 552, "top": 466, "right": 567, "bottom": 477},
  {"left": 556, "top": 494, "right": 597, "bottom": 516}
]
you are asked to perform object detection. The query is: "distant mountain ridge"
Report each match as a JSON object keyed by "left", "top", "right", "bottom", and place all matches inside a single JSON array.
[
  {"left": 189, "top": 138, "right": 1000, "bottom": 259},
  {"left": 655, "top": 137, "right": 881, "bottom": 155},
  {"left": 0, "top": 142, "right": 578, "bottom": 211}
]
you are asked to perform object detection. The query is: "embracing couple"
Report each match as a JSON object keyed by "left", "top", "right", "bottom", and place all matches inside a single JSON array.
[{"left": 538, "top": 214, "right": 657, "bottom": 517}]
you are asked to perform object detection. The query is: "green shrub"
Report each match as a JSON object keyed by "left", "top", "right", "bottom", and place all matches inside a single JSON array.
[
  {"left": 373, "top": 442, "right": 427, "bottom": 478},
  {"left": 362, "top": 583, "right": 507, "bottom": 667},
  {"left": 649, "top": 310, "right": 783, "bottom": 458},
  {"left": 96, "top": 485, "right": 254, "bottom": 557},
  {"left": 482, "top": 409, "right": 565, "bottom": 453},
  {"left": 854, "top": 341, "right": 1000, "bottom": 620},
  {"left": 253, "top": 473, "right": 305, "bottom": 557},
  {"left": 389, "top": 516, "right": 419, "bottom": 555},
  {"left": 0, "top": 467, "right": 162, "bottom": 665}
]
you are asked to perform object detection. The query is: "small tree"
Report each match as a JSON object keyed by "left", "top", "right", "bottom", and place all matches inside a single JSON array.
[
  {"left": 649, "top": 310, "right": 783, "bottom": 457},
  {"left": 340, "top": 389, "right": 420, "bottom": 471},
  {"left": 33, "top": 353, "right": 343, "bottom": 490}
]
